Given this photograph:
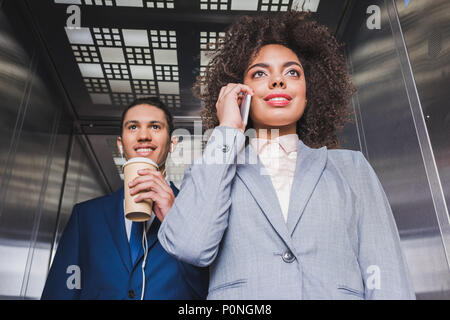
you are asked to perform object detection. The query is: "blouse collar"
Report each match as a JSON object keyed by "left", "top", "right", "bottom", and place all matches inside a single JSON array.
[{"left": 250, "top": 133, "right": 299, "bottom": 155}]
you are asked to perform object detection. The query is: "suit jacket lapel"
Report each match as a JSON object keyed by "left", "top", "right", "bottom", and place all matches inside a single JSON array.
[
  {"left": 236, "top": 145, "right": 293, "bottom": 249},
  {"left": 104, "top": 187, "right": 132, "bottom": 273},
  {"left": 286, "top": 140, "right": 328, "bottom": 236}
]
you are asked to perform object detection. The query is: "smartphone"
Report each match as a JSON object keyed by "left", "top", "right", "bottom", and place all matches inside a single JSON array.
[{"left": 239, "top": 93, "right": 251, "bottom": 126}]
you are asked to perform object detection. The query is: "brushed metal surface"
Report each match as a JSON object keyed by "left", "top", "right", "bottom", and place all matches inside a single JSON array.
[
  {"left": 340, "top": 0, "right": 450, "bottom": 298},
  {"left": 0, "top": 2, "right": 107, "bottom": 299},
  {"left": 394, "top": 0, "right": 450, "bottom": 269},
  {"left": 49, "top": 134, "right": 107, "bottom": 269}
]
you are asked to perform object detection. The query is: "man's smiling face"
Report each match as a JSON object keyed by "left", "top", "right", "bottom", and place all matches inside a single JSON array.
[{"left": 117, "top": 104, "right": 171, "bottom": 169}]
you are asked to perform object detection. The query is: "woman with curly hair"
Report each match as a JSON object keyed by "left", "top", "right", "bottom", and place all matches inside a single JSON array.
[{"left": 158, "top": 11, "right": 415, "bottom": 299}]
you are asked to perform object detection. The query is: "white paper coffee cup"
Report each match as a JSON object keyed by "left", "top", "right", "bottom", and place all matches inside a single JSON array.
[{"left": 122, "top": 157, "right": 159, "bottom": 222}]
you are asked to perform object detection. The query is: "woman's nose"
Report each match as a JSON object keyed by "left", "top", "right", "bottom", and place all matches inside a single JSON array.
[{"left": 270, "top": 76, "right": 286, "bottom": 89}]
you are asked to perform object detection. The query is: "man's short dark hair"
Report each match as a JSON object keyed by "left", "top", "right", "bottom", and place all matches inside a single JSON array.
[{"left": 120, "top": 97, "right": 174, "bottom": 136}]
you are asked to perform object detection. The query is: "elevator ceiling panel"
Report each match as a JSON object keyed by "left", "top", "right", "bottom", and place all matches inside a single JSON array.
[{"left": 25, "top": 0, "right": 349, "bottom": 123}]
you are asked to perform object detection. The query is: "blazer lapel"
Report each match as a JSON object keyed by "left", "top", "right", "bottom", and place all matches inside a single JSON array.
[
  {"left": 286, "top": 140, "right": 328, "bottom": 236},
  {"left": 104, "top": 187, "right": 132, "bottom": 273},
  {"left": 236, "top": 145, "right": 293, "bottom": 248}
]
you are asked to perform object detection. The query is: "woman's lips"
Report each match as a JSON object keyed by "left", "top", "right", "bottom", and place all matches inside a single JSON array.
[{"left": 264, "top": 93, "right": 292, "bottom": 107}]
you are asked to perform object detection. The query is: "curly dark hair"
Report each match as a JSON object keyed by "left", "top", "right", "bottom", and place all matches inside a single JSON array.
[{"left": 194, "top": 11, "right": 356, "bottom": 149}]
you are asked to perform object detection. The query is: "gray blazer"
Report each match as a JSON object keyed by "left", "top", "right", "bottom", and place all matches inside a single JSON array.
[{"left": 158, "top": 126, "right": 416, "bottom": 299}]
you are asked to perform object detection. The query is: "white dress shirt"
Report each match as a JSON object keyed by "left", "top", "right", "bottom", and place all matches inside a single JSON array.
[{"left": 250, "top": 134, "right": 299, "bottom": 222}]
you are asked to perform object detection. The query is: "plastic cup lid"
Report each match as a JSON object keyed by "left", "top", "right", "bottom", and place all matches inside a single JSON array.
[{"left": 122, "top": 157, "right": 159, "bottom": 170}]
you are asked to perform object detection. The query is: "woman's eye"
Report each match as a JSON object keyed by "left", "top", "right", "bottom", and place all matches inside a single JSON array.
[
  {"left": 252, "top": 70, "right": 266, "bottom": 78},
  {"left": 287, "top": 69, "right": 300, "bottom": 77},
  {"left": 128, "top": 125, "right": 137, "bottom": 130},
  {"left": 152, "top": 125, "right": 161, "bottom": 130}
]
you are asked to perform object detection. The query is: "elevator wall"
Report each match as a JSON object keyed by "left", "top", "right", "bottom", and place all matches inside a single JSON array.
[
  {"left": 339, "top": 0, "right": 450, "bottom": 299},
  {"left": 0, "top": 0, "right": 107, "bottom": 299}
]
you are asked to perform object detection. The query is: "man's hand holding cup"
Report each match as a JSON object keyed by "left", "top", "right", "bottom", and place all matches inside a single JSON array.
[{"left": 128, "top": 168, "right": 175, "bottom": 222}]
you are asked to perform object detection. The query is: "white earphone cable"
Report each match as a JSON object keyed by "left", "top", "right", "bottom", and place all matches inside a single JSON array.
[{"left": 141, "top": 221, "right": 149, "bottom": 300}]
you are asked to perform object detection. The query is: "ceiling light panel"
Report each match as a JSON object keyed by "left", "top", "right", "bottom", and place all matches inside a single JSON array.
[
  {"left": 55, "top": 0, "right": 175, "bottom": 9},
  {"left": 260, "top": 0, "right": 289, "bottom": 12},
  {"left": 122, "top": 29, "right": 149, "bottom": 47},
  {"left": 78, "top": 63, "right": 104, "bottom": 78},
  {"left": 109, "top": 79, "right": 132, "bottom": 93},
  {"left": 150, "top": 30, "right": 177, "bottom": 49},
  {"left": 65, "top": 27, "right": 181, "bottom": 108},
  {"left": 200, "top": 31, "right": 225, "bottom": 50},
  {"left": 84, "top": 78, "right": 108, "bottom": 93},
  {"left": 158, "top": 82, "right": 179, "bottom": 95},
  {"left": 153, "top": 49, "right": 178, "bottom": 65},
  {"left": 65, "top": 27, "right": 95, "bottom": 45},
  {"left": 145, "top": 0, "right": 175, "bottom": 9},
  {"left": 55, "top": 0, "right": 82, "bottom": 4},
  {"left": 85, "top": 0, "right": 115, "bottom": 6},
  {"left": 133, "top": 80, "right": 157, "bottom": 95},
  {"left": 126, "top": 48, "right": 152, "bottom": 65},
  {"left": 111, "top": 93, "right": 136, "bottom": 105},
  {"left": 129, "top": 65, "right": 154, "bottom": 80},
  {"left": 199, "top": 0, "right": 319, "bottom": 12},
  {"left": 199, "top": 31, "right": 225, "bottom": 76},
  {"left": 200, "top": 0, "right": 229, "bottom": 10},
  {"left": 115, "top": 0, "right": 141, "bottom": 6},
  {"left": 93, "top": 28, "right": 122, "bottom": 47},
  {"left": 155, "top": 65, "right": 179, "bottom": 81},
  {"left": 160, "top": 94, "right": 181, "bottom": 108},
  {"left": 104, "top": 63, "right": 129, "bottom": 80},
  {"left": 230, "top": 0, "right": 259, "bottom": 11},
  {"left": 99, "top": 47, "right": 126, "bottom": 63},
  {"left": 90, "top": 93, "right": 112, "bottom": 104},
  {"left": 72, "top": 45, "right": 100, "bottom": 63}
]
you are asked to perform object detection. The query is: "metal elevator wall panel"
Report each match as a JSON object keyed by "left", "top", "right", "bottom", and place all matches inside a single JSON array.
[
  {"left": 341, "top": 0, "right": 450, "bottom": 299},
  {"left": 0, "top": 1, "right": 107, "bottom": 299},
  {"left": 0, "top": 6, "right": 68, "bottom": 298},
  {"left": 0, "top": 6, "right": 38, "bottom": 298},
  {"left": 49, "top": 135, "right": 107, "bottom": 268},
  {"left": 395, "top": 0, "right": 450, "bottom": 284},
  {"left": 0, "top": 43, "right": 66, "bottom": 300}
]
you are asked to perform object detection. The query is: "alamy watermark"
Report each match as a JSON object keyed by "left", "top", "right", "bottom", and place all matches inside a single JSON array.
[
  {"left": 366, "top": 265, "right": 381, "bottom": 290},
  {"left": 66, "top": 265, "right": 81, "bottom": 290},
  {"left": 367, "top": 5, "right": 381, "bottom": 30},
  {"left": 66, "top": 5, "right": 81, "bottom": 29},
  {"left": 168, "top": 123, "right": 283, "bottom": 173}
]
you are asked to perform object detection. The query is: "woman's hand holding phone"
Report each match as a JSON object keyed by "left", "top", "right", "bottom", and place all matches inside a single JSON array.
[{"left": 216, "top": 83, "right": 253, "bottom": 133}]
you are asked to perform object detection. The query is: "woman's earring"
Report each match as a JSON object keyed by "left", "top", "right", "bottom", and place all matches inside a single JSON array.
[{"left": 119, "top": 145, "right": 124, "bottom": 159}]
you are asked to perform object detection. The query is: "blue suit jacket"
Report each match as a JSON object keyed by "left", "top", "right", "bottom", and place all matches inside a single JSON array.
[{"left": 41, "top": 183, "right": 209, "bottom": 300}]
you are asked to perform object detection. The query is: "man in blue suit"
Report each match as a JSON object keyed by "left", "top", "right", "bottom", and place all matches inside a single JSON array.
[{"left": 41, "top": 97, "right": 208, "bottom": 300}]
